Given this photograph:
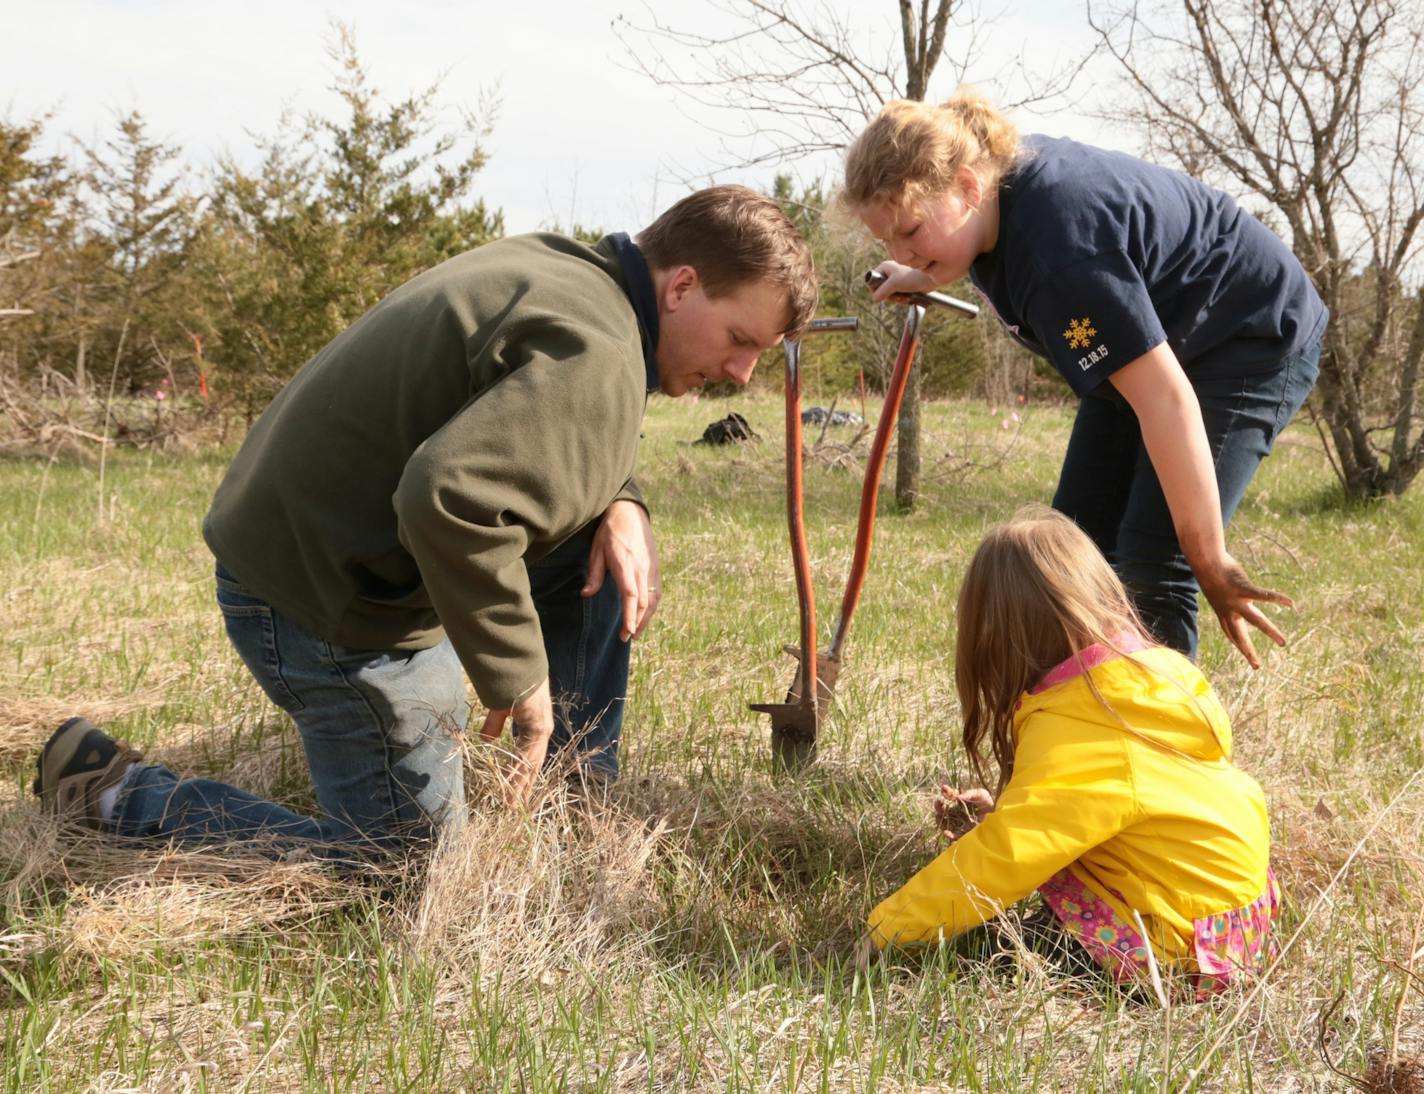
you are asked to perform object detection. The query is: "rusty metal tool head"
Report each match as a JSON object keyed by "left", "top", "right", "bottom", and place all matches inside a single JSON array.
[{"left": 750, "top": 315, "right": 858, "bottom": 773}]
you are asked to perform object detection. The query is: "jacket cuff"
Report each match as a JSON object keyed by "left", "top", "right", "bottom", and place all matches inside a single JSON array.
[
  {"left": 612, "top": 477, "right": 648, "bottom": 515},
  {"left": 469, "top": 652, "right": 548, "bottom": 711}
]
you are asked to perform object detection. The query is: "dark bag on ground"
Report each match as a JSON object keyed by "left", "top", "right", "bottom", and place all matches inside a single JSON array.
[{"left": 695, "top": 413, "right": 759, "bottom": 445}]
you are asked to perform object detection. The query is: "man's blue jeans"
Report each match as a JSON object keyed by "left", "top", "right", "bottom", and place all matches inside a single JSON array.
[
  {"left": 112, "top": 527, "right": 629, "bottom": 851},
  {"left": 1051, "top": 340, "right": 1321, "bottom": 659}
]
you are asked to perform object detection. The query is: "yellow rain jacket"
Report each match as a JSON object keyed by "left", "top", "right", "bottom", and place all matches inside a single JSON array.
[{"left": 868, "top": 646, "right": 1272, "bottom": 968}]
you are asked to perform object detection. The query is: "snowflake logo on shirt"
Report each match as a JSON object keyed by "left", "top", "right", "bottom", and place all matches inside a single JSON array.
[{"left": 1063, "top": 317, "right": 1097, "bottom": 350}]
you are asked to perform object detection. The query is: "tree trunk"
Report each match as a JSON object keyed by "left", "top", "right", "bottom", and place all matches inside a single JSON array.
[
  {"left": 75, "top": 334, "right": 87, "bottom": 392},
  {"left": 890, "top": 0, "right": 953, "bottom": 512},
  {"left": 895, "top": 366, "right": 922, "bottom": 509},
  {"left": 1315, "top": 311, "right": 1424, "bottom": 500}
]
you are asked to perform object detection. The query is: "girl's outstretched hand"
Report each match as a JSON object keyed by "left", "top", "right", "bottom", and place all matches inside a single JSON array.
[
  {"left": 933, "top": 785, "right": 994, "bottom": 840},
  {"left": 1194, "top": 552, "right": 1293, "bottom": 669}
]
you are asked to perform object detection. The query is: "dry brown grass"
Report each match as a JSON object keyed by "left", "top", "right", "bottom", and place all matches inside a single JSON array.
[{"left": 2, "top": 398, "right": 1422, "bottom": 1090}]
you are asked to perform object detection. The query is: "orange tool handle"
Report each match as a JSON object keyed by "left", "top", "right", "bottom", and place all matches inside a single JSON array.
[
  {"left": 827, "top": 305, "right": 926, "bottom": 661},
  {"left": 781, "top": 340, "right": 817, "bottom": 709}
]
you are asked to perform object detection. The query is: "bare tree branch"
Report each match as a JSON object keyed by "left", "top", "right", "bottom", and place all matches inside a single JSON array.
[
  {"left": 1088, "top": 0, "right": 1424, "bottom": 497},
  {"left": 616, "top": 0, "right": 1097, "bottom": 507},
  {"left": 614, "top": 0, "right": 1094, "bottom": 176}
]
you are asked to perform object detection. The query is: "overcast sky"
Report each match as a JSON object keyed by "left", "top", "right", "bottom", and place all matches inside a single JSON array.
[{"left": 5, "top": 0, "right": 1128, "bottom": 234}]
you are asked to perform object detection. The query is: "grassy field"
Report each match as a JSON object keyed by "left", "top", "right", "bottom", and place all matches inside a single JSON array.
[{"left": 1, "top": 392, "right": 1421, "bottom": 1092}]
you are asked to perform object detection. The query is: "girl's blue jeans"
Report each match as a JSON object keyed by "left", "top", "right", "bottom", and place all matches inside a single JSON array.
[
  {"left": 1052, "top": 339, "right": 1321, "bottom": 659},
  {"left": 112, "top": 528, "right": 629, "bottom": 852}
]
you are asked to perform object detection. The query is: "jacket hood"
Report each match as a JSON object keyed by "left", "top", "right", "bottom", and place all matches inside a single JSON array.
[{"left": 1013, "top": 645, "right": 1232, "bottom": 762}]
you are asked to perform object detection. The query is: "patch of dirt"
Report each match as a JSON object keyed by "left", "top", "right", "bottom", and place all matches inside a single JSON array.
[{"left": 1363, "top": 1054, "right": 1424, "bottom": 1094}]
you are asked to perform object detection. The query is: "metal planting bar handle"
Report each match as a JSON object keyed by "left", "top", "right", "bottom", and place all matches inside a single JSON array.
[
  {"left": 863, "top": 270, "right": 979, "bottom": 318},
  {"left": 804, "top": 316, "right": 860, "bottom": 334}
]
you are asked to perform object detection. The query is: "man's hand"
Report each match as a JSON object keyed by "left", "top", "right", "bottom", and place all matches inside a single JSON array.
[
  {"left": 868, "top": 260, "right": 939, "bottom": 302},
  {"left": 479, "top": 678, "right": 556, "bottom": 808},
  {"left": 584, "top": 499, "right": 661, "bottom": 641},
  {"left": 1194, "top": 552, "right": 1293, "bottom": 670},
  {"left": 933, "top": 785, "right": 994, "bottom": 840}
]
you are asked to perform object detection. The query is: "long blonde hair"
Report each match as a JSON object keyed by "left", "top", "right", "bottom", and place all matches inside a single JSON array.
[
  {"left": 955, "top": 507, "right": 1147, "bottom": 794},
  {"left": 842, "top": 88, "right": 1021, "bottom": 212}
]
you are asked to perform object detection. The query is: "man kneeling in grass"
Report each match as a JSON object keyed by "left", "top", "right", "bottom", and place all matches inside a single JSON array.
[{"left": 34, "top": 186, "right": 815, "bottom": 856}]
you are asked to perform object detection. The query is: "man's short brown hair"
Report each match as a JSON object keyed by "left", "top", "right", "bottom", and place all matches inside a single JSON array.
[{"left": 637, "top": 185, "right": 817, "bottom": 337}]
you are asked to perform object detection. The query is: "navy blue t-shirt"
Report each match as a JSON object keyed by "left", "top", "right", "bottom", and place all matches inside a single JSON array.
[{"left": 969, "top": 136, "right": 1327, "bottom": 396}]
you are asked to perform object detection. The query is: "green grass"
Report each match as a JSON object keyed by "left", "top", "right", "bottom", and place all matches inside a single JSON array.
[{"left": 1, "top": 393, "right": 1421, "bottom": 1091}]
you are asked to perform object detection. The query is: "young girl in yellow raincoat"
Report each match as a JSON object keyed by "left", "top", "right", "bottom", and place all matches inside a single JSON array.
[{"left": 866, "top": 508, "right": 1280, "bottom": 999}]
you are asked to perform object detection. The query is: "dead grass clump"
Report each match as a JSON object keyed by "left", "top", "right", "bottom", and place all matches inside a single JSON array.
[
  {"left": 1356, "top": 900, "right": 1424, "bottom": 1094},
  {"left": 0, "top": 697, "right": 166, "bottom": 765},
  {"left": 0, "top": 804, "right": 370, "bottom": 963},
  {"left": 399, "top": 757, "right": 668, "bottom": 988},
  {"left": 605, "top": 763, "right": 945, "bottom": 962},
  {"left": 59, "top": 866, "right": 349, "bottom": 959}
]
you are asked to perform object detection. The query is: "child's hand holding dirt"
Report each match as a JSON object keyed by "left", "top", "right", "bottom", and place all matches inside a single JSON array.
[
  {"left": 933, "top": 785, "right": 995, "bottom": 840},
  {"left": 853, "top": 933, "right": 879, "bottom": 973}
]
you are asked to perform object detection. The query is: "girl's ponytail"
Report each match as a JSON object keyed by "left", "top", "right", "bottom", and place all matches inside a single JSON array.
[
  {"left": 842, "top": 87, "right": 1021, "bottom": 210},
  {"left": 943, "top": 89, "right": 1020, "bottom": 184}
]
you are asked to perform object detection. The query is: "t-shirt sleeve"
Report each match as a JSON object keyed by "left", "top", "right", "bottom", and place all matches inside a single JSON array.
[{"left": 1020, "top": 249, "right": 1167, "bottom": 395}]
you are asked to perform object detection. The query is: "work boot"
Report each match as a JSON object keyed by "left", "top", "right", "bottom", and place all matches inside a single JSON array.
[{"left": 33, "top": 717, "right": 143, "bottom": 829}]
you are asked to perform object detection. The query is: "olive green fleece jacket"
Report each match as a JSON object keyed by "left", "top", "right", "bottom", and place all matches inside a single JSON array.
[{"left": 204, "top": 233, "right": 649, "bottom": 709}]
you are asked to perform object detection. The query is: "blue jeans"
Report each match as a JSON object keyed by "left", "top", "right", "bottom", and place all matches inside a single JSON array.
[
  {"left": 112, "top": 527, "right": 629, "bottom": 851},
  {"left": 1051, "top": 340, "right": 1321, "bottom": 658}
]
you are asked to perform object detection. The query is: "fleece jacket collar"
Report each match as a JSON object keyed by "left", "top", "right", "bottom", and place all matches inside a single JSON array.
[{"left": 608, "top": 232, "right": 661, "bottom": 393}]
